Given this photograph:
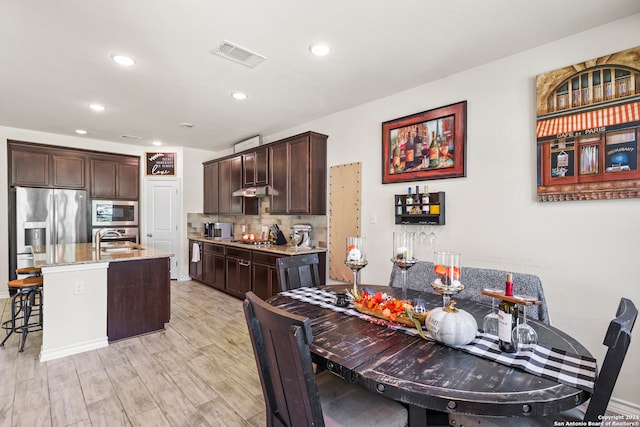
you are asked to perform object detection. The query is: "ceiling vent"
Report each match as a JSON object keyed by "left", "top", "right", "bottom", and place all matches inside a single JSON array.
[{"left": 212, "top": 40, "right": 266, "bottom": 68}]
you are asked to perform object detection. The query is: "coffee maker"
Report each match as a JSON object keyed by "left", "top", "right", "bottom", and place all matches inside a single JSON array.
[{"left": 292, "top": 224, "right": 312, "bottom": 249}]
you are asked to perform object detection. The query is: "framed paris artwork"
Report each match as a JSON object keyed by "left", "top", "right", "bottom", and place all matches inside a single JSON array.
[
  {"left": 382, "top": 101, "right": 467, "bottom": 184},
  {"left": 536, "top": 45, "right": 640, "bottom": 202}
]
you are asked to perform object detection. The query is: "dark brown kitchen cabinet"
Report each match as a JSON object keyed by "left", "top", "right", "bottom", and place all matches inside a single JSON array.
[
  {"left": 91, "top": 156, "right": 139, "bottom": 200},
  {"left": 107, "top": 257, "right": 171, "bottom": 342},
  {"left": 10, "top": 148, "right": 50, "bottom": 187},
  {"left": 52, "top": 153, "right": 87, "bottom": 188},
  {"left": 189, "top": 240, "right": 203, "bottom": 281},
  {"left": 203, "top": 243, "right": 226, "bottom": 290},
  {"left": 9, "top": 142, "right": 87, "bottom": 189},
  {"left": 218, "top": 156, "right": 243, "bottom": 214},
  {"left": 225, "top": 247, "right": 252, "bottom": 298},
  {"left": 203, "top": 162, "right": 219, "bottom": 214},
  {"left": 269, "top": 131, "right": 327, "bottom": 215},
  {"left": 252, "top": 252, "right": 280, "bottom": 300},
  {"left": 243, "top": 147, "right": 269, "bottom": 187}
]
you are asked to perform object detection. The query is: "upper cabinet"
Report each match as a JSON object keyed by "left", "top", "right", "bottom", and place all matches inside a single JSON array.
[
  {"left": 52, "top": 153, "right": 87, "bottom": 188},
  {"left": 203, "top": 155, "right": 258, "bottom": 215},
  {"left": 243, "top": 147, "right": 269, "bottom": 187},
  {"left": 203, "top": 161, "right": 219, "bottom": 214},
  {"left": 90, "top": 155, "right": 140, "bottom": 200},
  {"left": 8, "top": 141, "right": 138, "bottom": 198},
  {"left": 218, "top": 156, "right": 243, "bottom": 214},
  {"left": 9, "top": 145, "right": 50, "bottom": 187},
  {"left": 269, "top": 131, "right": 327, "bottom": 215},
  {"left": 202, "top": 131, "right": 326, "bottom": 216}
]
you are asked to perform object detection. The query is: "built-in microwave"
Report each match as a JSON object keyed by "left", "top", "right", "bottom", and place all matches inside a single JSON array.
[{"left": 91, "top": 200, "right": 138, "bottom": 227}]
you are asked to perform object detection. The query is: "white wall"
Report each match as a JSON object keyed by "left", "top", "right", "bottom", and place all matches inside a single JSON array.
[{"left": 263, "top": 14, "right": 640, "bottom": 413}]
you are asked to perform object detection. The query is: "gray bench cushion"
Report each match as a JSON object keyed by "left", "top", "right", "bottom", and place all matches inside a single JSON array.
[{"left": 389, "top": 261, "right": 550, "bottom": 324}]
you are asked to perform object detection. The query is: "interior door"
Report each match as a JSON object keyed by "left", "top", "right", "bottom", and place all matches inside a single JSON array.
[{"left": 144, "top": 178, "right": 179, "bottom": 279}]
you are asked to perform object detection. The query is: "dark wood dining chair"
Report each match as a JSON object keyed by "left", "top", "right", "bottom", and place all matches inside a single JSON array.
[
  {"left": 276, "top": 253, "right": 322, "bottom": 292},
  {"left": 448, "top": 297, "right": 637, "bottom": 426},
  {"left": 243, "top": 291, "right": 408, "bottom": 427}
]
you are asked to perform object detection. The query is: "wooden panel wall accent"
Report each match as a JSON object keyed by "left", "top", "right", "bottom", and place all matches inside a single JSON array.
[{"left": 329, "top": 162, "right": 361, "bottom": 282}]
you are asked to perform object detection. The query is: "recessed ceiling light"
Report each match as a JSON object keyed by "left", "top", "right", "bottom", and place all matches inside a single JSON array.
[
  {"left": 111, "top": 54, "right": 136, "bottom": 66},
  {"left": 152, "top": 140, "right": 162, "bottom": 146},
  {"left": 309, "top": 43, "right": 330, "bottom": 56},
  {"left": 231, "top": 92, "right": 248, "bottom": 100},
  {"left": 75, "top": 129, "right": 87, "bottom": 135},
  {"left": 89, "top": 103, "right": 106, "bottom": 112}
]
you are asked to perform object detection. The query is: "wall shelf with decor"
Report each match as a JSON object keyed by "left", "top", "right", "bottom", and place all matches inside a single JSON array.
[{"left": 394, "top": 191, "right": 445, "bottom": 225}]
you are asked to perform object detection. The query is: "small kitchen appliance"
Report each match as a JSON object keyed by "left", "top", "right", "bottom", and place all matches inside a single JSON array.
[
  {"left": 292, "top": 224, "right": 313, "bottom": 249},
  {"left": 213, "top": 222, "right": 233, "bottom": 239},
  {"left": 203, "top": 222, "right": 214, "bottom": 237}
]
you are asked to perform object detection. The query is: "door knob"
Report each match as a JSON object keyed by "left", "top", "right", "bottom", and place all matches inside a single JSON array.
[{"left": 147, "top": 233, "right": 153, "bottom": 237}]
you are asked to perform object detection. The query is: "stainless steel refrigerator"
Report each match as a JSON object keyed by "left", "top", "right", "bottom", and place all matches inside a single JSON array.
[{"left": 11, "top": 187, "right": 89, "bottom": 278}]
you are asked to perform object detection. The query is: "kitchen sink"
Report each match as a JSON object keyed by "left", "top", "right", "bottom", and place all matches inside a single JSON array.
[{"left": 99, "top": 242, "right": 144, "bottom": 253}]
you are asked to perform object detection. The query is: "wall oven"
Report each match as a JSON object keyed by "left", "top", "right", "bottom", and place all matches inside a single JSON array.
[{"left": 92, "top": 200, "right": 138, "bottom": 227}]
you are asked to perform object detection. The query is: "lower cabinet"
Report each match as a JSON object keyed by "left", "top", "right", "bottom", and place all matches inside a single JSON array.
[
  {"left": 203, "top": 243, "right": 225, "bottom": 290},
  {"left": 189, "top": 241, "right": 203, "bottom": 281},
  {"left": 225, "top": 247, "right": 252, "bottom": 298},
  {"left": 107, "top": 257, "right": 171, "bottom": 342},
  {"left": 252, "top": 252, "right": 280, "bottom": 300},
  {"left": 188, "top": 239, "right": 326, "bottom": 299}
]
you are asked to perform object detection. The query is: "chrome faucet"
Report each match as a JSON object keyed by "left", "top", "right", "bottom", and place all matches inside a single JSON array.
[{"left": 95, "top": 228, "right": 122, "bottom": 251}]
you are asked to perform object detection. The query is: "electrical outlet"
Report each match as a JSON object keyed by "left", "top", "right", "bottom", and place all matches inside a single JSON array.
[{"left": 74, "top": 281, "right": 85, "bottom": 295}]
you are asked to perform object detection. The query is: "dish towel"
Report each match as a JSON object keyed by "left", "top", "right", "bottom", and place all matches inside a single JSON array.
[{"left": 191, "top": 242, "right": 200, "bottom": 262}]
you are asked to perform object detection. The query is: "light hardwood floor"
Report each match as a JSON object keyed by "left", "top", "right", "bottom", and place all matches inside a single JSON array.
[{"left": 0, "top": 280, "right": 266, "bottom": 427}]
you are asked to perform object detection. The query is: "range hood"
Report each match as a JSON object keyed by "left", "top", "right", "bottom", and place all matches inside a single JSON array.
[{"left": 232, "top": 185, "right": 278, "bottom": 197}]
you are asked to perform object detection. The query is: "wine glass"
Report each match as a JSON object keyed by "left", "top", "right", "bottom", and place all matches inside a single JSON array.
[
  {"left": 482, "top": 295, "right": 500, "bottom": 335},
  {"left": 391, "top": 231, "right": 417, "bottom": 300},
  {"left": 432, "top": 251, "right": 463, "bottom": 306},
  {"left": 345, "top": 237, "right": 368, "bottom": 288},
  {"left": 511, "top": 304, "right": 538, "bottom": 349}
]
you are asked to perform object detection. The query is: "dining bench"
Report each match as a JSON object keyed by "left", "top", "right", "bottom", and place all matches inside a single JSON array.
[{"left": 389, "top": 261, "right": 550, "bottom": 324}]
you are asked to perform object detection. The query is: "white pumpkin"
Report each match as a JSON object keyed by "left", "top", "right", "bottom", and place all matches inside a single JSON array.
[{"left": 426, "top": 300, "right": 478, "bottom": 346}]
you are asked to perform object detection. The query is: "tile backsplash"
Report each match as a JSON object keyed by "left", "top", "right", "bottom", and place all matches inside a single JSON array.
[{"left": 187, "top": 198, "right": 327, "bottom": 248}]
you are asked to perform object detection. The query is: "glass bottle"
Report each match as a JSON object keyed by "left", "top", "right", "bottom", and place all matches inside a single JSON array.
[
  {"left": 429, "top": 131, "right": 439, "bottom": 167},
  {"left": 421, "top": 185, "right": 429, "bottom": 213},
  {"left": 498, "top": 273, "right": 519, "bottom": 353}
]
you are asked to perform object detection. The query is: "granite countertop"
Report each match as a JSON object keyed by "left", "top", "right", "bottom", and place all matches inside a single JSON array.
[
  {"left": 188, "top": 235, "right": 327, "bottom": 256},
  {"left": 34, "top": 243, "right": 174, "bottom": 268}
]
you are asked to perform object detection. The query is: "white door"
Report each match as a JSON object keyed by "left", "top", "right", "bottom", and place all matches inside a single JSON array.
[{"left": 144, "top": 178, "right": 179, "bottom": 279}]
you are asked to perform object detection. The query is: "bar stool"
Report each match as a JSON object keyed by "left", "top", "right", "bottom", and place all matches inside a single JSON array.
[{"left": 1, "top": 268, "right": 43, "bottom": 352}]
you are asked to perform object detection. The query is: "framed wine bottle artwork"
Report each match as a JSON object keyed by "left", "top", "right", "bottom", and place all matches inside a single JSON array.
[{"left": 382, "top": 101, "right": 467, "bottom": 184}]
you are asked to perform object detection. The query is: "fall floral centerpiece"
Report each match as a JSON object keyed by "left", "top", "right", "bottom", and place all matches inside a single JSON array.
[{"left": 348, "top": 284, "right": 427, "bottom": 337}]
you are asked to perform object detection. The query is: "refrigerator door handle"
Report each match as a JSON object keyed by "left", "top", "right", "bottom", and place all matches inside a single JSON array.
[{"left": 49, "top": 191, "right": 56, "bottom": 246}]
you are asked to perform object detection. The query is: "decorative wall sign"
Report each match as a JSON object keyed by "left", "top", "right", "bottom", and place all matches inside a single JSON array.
[
  {"left": 536, "top": 45, "right": 640, "bottom": 202},
  {"left": 382, "top": 101, "right": 466, "bottom": 184},
  {"left": 146, "top": 152, "right": 176, "bottom": 176}
]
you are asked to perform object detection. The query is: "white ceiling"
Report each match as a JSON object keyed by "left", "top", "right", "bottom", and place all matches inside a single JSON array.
[{"left": 2, "top": 1, "right": 640, "bottom": 152}]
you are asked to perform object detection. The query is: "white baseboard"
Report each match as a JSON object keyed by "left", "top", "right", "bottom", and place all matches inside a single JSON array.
[
  {"left": 608, "top": 396, "right": 640, "bottom": 417},
  {"left": 0, "top": 291, "right": 9, "bottom": 299},
  {"left": 39, "top": 337, "right": 108, "bottom": 362}
]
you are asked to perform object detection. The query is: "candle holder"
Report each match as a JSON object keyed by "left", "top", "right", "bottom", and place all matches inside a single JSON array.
[
  {"left": 431, "top": 251, "right": 464, "bottom": 306},
  {"left": 345, "top": 237, "right": 368, "bottom": 289},
  {"left": 391, "top": 231, "right": 418, "bottom": 300}
]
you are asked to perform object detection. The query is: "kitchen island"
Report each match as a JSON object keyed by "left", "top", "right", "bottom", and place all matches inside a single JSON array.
[
  {"left": 188, "top": 236, "right": 327, "bottom": 300},
  {"left": 35, "top": 242, "right": 172, "bottom": 362}
]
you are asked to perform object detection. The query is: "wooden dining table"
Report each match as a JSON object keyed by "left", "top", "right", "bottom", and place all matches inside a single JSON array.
[{"left": 268, "top": 284, "right": 594, "bottom": 426}]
